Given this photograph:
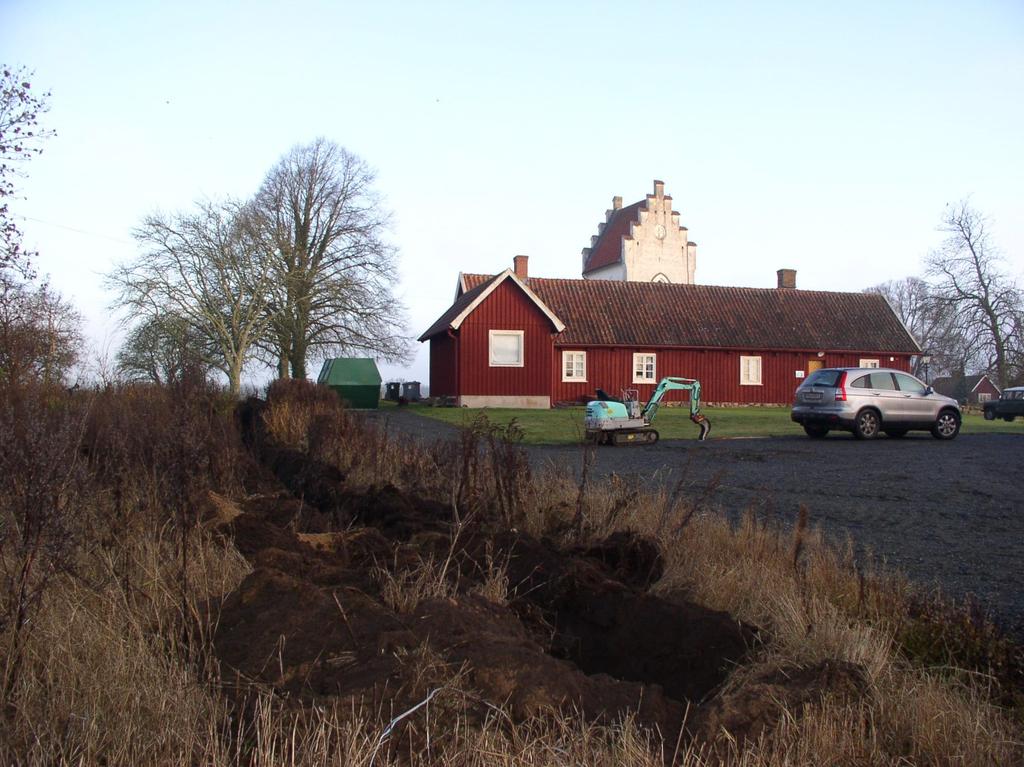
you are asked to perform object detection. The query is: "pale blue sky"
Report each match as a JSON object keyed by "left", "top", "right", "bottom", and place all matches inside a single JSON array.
[{"left": 4, "top": 0, "right": 1023, "bottom": 385}]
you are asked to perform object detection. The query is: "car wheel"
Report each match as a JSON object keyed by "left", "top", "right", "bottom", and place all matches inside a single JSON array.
[
  {"left": 803, "top": 424, "right": 829, "bottom": 438},
  {"left": 983, "top": 409, "right": 996, "bottom": 421},
  {"left": 853, "top": 409, "right": 880, "bottom": 440},
  {"left": 1003, "top": 415, "right": 1015, "bottom": 423},
  {"left": 884, "top": 429, "right": 907, "bottom": 438},
  {"left": 931, "top": 410, "right": 961, "bottom": 440}
]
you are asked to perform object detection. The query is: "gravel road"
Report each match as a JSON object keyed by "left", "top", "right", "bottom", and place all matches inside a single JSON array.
[{"left": 370, "top": 410, "right": 1024, "bottom": 634}]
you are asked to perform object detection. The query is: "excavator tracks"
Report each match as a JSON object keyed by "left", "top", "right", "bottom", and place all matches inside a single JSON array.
[{"left": 609, "top": 429, "right": 659, "bottom": 446}]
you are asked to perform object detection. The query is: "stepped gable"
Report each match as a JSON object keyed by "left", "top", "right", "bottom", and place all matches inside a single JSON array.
[
  {"left": 581, "top": 180, "right": 696, "bottom": 283},
  {"left": 458, "top": 273, "right": 919, "bottom": 353},
  {"left": 582, "top": 200, "right": 645, "bottom": 273}
]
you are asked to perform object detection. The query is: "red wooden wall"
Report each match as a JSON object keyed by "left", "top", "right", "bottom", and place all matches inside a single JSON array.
[
  {"left": 456, "top": 280, "right": 554, "bottom": 396},
  {"left": 424, "top": 278, "right": 914, "bottom": 406},
  {"left": 970, "top": 377, "right": 1000, "bottom": 403},
  {"left": 428, "top": 332, "right": 459, "bottom": 397},
  {"left": 551, "top": 347, "right": 913, "bottom": 405}
]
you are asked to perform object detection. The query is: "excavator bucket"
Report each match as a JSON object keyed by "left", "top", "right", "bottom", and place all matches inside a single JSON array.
[{"left": 691, "top": 413, "right": 711, "bottom": 441}]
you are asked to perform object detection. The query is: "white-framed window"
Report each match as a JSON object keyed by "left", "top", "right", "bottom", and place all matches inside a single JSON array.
[
  {"left": 633, "top": 353, "right": 656, "bottom": 383},
  {"left": 488, "top": 330, "right": 524, "bottom": 367},
  {"left": 740, "top": 355, "right": 762, "bottom": 386},
  {"left": 859, "top": 358, "right": 880, "bottom": 368},
  {"left": 562, "top": 351, "right": 586, "bottom": 382},
  {"left": 978, "top": 392, "right": 991, "bottom": 402}
]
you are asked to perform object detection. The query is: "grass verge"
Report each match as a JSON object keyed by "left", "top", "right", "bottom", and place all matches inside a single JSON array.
[{"left": 394, "top": 401, "right": 1024, "bottom": 444}]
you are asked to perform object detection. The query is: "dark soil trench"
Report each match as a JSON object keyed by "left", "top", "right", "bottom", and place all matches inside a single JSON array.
[{"left": 212, "top": 400, "right": 864, "bottom": 751}]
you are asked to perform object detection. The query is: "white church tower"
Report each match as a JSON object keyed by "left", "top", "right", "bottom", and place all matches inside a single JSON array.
[{"left": 581, "top": 180, "right": 697, "bottom": 284}]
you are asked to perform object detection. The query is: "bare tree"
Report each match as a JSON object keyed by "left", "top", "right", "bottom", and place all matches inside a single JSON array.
[
  {"left": 865, "top": 277, "right": 975, "bottom": 378},
  {"left": 252, "top": 138, "right": 410, "bottom": 379},
  {"left": 116, "top": 311, "right": 214, "bottom": 385},
  {"left": 0, "top": 67, "right": 82, "bottom": 390},
  {"left": 926, "top": 202, "right": 1021, "bottom": 388},
  {"left": 1010, "top": 312, "right": 1024, "bottom": 386},
  {"left": 0, "top": 279, "right": 82, "bottom": 387},
  {"left": 1, "top": 65, "right": 53, "bottom": 280},
  {"left": 108, "top": 200, "right": 276, "bottom": 396}
]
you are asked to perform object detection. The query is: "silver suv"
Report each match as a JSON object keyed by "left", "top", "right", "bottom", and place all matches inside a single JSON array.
[{"left": 791, "top": 367, "right": 961, "bottom": 440}]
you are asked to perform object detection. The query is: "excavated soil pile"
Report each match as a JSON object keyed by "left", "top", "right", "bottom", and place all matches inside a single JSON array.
[
  {"left": 212, "top": 400, "right": 870, "bottom": 750},
  {"left": 688, "top": 659, "right": 868, "bottom": 745}
]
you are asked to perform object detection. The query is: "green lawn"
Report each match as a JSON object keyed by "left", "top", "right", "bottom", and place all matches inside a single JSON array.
[{"left": 394, "top": 402, "right": 1024, "bottom": 445}]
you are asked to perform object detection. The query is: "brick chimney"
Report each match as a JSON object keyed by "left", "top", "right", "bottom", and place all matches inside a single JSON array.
[
  {"left": 653, "top": 179, "right": 665, "bottom": 198},
  {"left": 513, "top": 255, "right": 529, "bottom": 280},
  {"left": 777, "top": 269, "right": 797, "bottom": 289},
  {"left": 612, "top": 195, "right": 622, "bottom": 210}
]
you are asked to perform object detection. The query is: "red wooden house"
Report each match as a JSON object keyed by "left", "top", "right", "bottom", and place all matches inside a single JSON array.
[
  {"left": 420, "top": 181, "right": 920, "bottom": 407},
  {"left": 931, "top": 374, "right": 1001, "bottom": 404},
  {"left": 418, "top": 257, "right": 921, "bottom": 408}
]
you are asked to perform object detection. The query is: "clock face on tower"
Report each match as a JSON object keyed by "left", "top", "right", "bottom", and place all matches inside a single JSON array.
[{"left": 654, "top": 224, "right": 667, "bottom": 240}]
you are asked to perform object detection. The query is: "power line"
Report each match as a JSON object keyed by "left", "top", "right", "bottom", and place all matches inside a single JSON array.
[{"left": 15, "top": 215, "right": 134, "bottom": 245}]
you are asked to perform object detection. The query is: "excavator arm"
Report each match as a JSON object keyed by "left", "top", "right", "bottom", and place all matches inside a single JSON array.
[{"left": 641, "top": 377, "right": 711, "bottom": 440}]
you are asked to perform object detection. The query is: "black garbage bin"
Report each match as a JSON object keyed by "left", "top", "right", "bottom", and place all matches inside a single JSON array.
[{"left": 401, "top": 381, "right": 421, "bottom": 402}]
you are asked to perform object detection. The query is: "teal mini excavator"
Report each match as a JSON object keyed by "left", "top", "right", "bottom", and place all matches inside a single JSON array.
[{"left": 584, "top": 377, "right": 711, "bottom": 445}]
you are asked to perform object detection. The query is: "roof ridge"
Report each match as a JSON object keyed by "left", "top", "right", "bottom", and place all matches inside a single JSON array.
[{"left": 464, "top": 272, "right": 890, "bottom": 298}]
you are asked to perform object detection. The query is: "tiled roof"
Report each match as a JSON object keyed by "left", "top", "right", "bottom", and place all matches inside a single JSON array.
[
  {"left": 417, "top": 274, "right": 500, "bottom": 341},
  {"left": 453, "top": 274, "right": 920, "bottom": 353},
  {"left": 582, "top": 201, "right": 644, "bottom": 273}
]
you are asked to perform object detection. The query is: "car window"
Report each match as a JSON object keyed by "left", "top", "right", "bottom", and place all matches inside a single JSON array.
[
  {"left": 893, "top": 373, "right": 927, "bottom": 394},
  {"left": 850, "top": 375, "right": 871, "bottom": 389},
  {"left": 805, "top": 370, "right": 842, "bottom": 387},
  {"left": 870, "top": 372, "right": 896, "bottom": 390}
]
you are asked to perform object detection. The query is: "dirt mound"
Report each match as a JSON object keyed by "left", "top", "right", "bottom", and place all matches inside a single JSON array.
[
  {"left": 574, "top": 530, "right": 665, "bottom": 588},
  {"left": 214, "top": 404, "right": 772, "bottom": 745},
  {"left": 217, "top": 566, "right": 408, "bottom": 699},
  {"left": 211, "top": 481, "right": 749, "bottom": 737},
  {"left": 482, "top": 531, "right": 754, "bottom": 703},
  {"left": 689, "top": 659, "right": 869, "bottom": 745},
  {"left": 341, "top": 483, "right": 452, "bottom": 540},
  {"left": 215, "top": 560, "right": 688, "bottom": 739},
  {"left": 411, "top": 594, "right": 686, "bottom": 734},
  {"left": 214, "top": 491, "right": 749, "bottom": 740},
  {"left": 263, "top": 446, "right": 351, "bottom": 523}
]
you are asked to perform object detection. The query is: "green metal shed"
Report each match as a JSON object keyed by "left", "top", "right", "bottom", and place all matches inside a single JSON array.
[{"left": 317, "top": 358, "right": 382, "bottom": 409}]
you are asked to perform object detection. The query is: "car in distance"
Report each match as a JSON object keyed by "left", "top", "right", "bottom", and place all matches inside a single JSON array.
[
  {"left": 791, "top": 367, "right": 961, "bottom": 440},
  {"left": 983, "top": 386, "right": 1024, "bottom": 422}
]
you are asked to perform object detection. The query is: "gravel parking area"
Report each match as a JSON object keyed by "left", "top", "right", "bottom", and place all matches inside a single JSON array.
[{"left": 371, "top": 410, "right": 1024, "bottom": 634}]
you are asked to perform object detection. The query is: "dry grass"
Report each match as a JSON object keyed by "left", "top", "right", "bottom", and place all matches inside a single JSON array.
[
  {"left": 1, "top": 525, "right": 251, "bottom": 765},
  {"left": 262, "top": 378, "right": 345, "bottom": 451},
  {"left": 375, "top": 554, "right": 459, "bottom": 614},
  {"left": 1, "top": 382, "right": 1021, "bottom": 766},
  {"left": 519, "top": 464, "right": 1024, "bottom": 764},
  {"left": 470, "top": 542, "right": 510, "bottom": 606}
]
